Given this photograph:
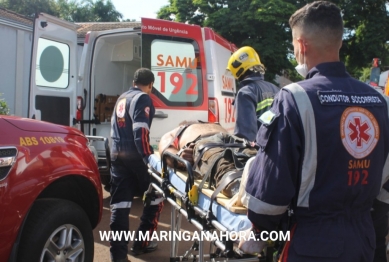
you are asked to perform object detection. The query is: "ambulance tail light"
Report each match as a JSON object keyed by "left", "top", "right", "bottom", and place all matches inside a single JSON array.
[{"left": 208, "top": 98, "right": 219, "bottom": 123}]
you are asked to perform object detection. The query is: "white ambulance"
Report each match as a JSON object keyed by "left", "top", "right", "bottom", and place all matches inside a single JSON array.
[{"left": 29, "top": 14, "right": 238, "bottom": 186}]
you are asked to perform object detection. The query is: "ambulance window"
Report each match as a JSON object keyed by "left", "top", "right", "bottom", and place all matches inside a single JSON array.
[
  {"left": 142, "top": 35, "right": 203, "bottom": 107},
  {"left": 35, "top": 38, "right": 69, "bottom": 88}
]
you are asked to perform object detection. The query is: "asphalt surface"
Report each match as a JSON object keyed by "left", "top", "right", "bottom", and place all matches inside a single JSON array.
[
  {"left": 93, "top": 187, "right": 389, "bottom": 262},
  {"left": 93, "top": 188, "right": 203, "bottom": 262}
]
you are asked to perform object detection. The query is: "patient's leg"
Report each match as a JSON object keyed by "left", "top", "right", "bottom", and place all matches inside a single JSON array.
[{"left": 237, "top": 157, "right": 256, "bottom": 207}]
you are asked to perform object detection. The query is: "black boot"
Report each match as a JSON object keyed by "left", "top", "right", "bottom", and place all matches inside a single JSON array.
[{"left": 131, "top": 241, "right": 158, "bottom": 255}]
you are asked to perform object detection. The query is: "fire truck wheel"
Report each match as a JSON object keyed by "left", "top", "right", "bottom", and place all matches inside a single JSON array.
[{"left": 17, "top": 199, "right": 94, "bottom": 262}]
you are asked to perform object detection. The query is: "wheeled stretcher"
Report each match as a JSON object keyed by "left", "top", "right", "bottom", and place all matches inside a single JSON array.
[{"left": 146, "top": 151, "right": 275, "bottom": 262}]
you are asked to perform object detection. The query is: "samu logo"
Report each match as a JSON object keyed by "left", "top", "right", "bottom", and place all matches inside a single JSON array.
[{"left": 340, "top": 107, "right": 379, "bottom": 159}]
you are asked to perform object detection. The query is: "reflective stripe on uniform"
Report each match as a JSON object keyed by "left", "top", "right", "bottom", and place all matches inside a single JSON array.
[
  {"left": 378, "top": 95, "right": 389, "bottom": 204},
  {"left": 284, "top": 83, "right": 317, "bottom": 208},
  {"left": 245, "top": 191, "right": 289, "bottom": 215},
  {"left": 133, "top": 122, "right": 149, "bottom": 130},
  {"left": 129, "top": 92, "right": 147, "bottom": 119},
  {"left": 110, "top": 201, "right": 132, "bottom": 211},
  {"left": 377, "top": 188, "right": 389, "bottom": 204},
  {"left": 256, "top": 98, "right": 274, "bottom": 112},
  {"left": 379, "top": 139, "right": 389, "bottom": 204}
]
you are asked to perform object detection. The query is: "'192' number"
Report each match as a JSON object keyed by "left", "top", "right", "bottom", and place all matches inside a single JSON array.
[
  {"left": 347, "top": 170, "right": 368, "bottom": 186},
  {"left": 224, "top": 98, "right": 236, "bottom": 123},
  {"left": 157, "top": 72, "right": 198, "bottom": 95}
]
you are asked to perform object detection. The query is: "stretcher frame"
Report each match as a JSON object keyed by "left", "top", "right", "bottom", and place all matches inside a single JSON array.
[{"left": 146, "top": 151, "right": 274, "bottom": 262}]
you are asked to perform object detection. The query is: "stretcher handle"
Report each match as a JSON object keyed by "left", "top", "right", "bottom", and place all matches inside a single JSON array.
[{"left": 162, "top": 151, "right": 194, "bottom": 193}]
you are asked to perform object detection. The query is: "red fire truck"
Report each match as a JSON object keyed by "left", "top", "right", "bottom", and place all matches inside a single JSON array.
[{"left": 0, "top": 114, "right": 102, "bottom": 261}]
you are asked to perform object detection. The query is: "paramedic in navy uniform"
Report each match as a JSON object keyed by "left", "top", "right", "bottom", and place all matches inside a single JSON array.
[
  {"left": 226, "top": 46, "right": 279, "bottom": 142},
  {"left": 109, "top": 68, "right": 163, "bottom": 262},
  {"left": 239, "top": 1, "right": 389, "bottom": 261}
]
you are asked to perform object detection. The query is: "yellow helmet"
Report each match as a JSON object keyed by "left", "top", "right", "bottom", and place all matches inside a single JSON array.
[{"left": 227, "top": 46, "right": 263, "bottom": 80}]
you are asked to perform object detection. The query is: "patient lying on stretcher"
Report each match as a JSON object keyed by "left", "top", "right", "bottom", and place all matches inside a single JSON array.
[
  {"left": 158, "top": 121, "right": 257, "bottom": 198},
  {"left": 158, "top": 122, "right": 267, "bottom": 256}
]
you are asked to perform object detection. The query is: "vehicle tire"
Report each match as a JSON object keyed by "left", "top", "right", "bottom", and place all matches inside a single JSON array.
[{"left": 17, "top": 199, "right": 94, "bottom": 262}]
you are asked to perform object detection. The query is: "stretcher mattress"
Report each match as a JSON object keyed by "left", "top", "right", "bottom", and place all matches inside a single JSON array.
[{"left": 149, "top": 154, "right": 251, "bottom": 232}]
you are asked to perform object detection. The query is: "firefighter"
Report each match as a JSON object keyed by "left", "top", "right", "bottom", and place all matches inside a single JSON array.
[
  {"left": 227, "top": 46, "right": 280, "bottom": 142},
  {"left": 109, "top": 68, "right": 163, "bottom": 262},
  {"left": 239, "top": 1, "right": 389, "bottom": 261}
]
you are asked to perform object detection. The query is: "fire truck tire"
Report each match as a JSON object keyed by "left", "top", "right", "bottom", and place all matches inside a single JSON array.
[{"left": 17, "top": 199, "right": 94, "bottom": 262}]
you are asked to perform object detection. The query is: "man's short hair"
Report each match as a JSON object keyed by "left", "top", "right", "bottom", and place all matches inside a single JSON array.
[
  {"left": 134, "top": 68, "right": 155, "bottom": 86},
  {"left": 289, "top": 1, "right": 343, "bottom": 42}
]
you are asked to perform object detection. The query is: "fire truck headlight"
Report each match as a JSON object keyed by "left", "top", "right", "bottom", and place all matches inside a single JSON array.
[{"left": 0, "top": 147, "right": 18, "bottom": 181}]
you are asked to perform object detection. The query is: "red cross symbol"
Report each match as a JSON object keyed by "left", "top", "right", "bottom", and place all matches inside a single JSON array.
[
  {"left": 348, "top": 117, "right": 371, "bottom": 147},
  {"left": 118, "top": 103, "right": 124, "bottom": 114}
]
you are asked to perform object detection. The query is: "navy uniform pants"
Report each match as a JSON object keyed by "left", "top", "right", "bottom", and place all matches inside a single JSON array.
[
  {"left": 373, "top": 211, "right": 388, "bottom": 262},
  {"left": 109, "top": 158, "right": 163, "bottom": 261},
  {"left": 279, "top": 209, "right": 376, "bottom": 262}
]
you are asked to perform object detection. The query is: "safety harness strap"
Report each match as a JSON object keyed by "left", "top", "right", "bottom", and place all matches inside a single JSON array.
[
  {"left": 161, "top": 124, "right": 190, "bottom": 156},
  {"left": 193, "top": 142, "right": 248, "bottom": 171},
  {"left": 209, "top": 170, "right": 243, "bottom": 213}
]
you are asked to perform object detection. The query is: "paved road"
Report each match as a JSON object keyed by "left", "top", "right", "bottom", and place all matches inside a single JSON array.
[
  {"left": 93, "top": 188, "right": 201, "bottom": 262},
  {"left": 93, "top": 187, "right": 389, "bottom": 262}
]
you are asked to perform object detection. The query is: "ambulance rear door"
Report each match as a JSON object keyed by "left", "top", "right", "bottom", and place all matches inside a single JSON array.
[
  {"left": 77, "top": 28, "right": 141, "bottom": 139},
  {"left": 203, "top": 28, "right": 237, "bottom": 133},
  {"left": 29, "top": 13, "right": 78, "bottom": 126},
  {"left": 141, "top": 18, "right": 208, "bottom": 150}
]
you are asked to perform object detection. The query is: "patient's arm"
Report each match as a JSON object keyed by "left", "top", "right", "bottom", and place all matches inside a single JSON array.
[
  {"left": 159, "top": 126, "right": 195, "bottom": 169},
  {"left": 159, "top": 127, "right": 181, "bottom": 168},
  {"left": 159, "top": 127, "right": 180, "bottom": 154}
]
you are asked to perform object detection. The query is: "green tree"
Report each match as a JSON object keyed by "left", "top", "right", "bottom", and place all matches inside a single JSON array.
[
  {"left": 157, "top": 4, "right": 175, "bottom": 21},
  {"left": 91, "top": 0, "right": 122, "bottom": 22},
  {"left": 57, "top": 0, "right": 95, "bottom": 22},
  {"left": 0, "top": 93, "right": 10, "bottom": 115},
  {"left": 0, "top": 0, "right": 60, "bottom": 17},
  {"left": 0, "top": 0, "right": 123, "bottom": 22},
  {"left": 285, "top": 58, "right": 304, "bottom": 82},
  {"left": 286, "top": 0, "right": 389, "bottom": 78},
  {"left": 122, "top": 18, "right": 136, "bottom": 22},
  {"left": 157, "top": 0, "right": 389, "bottom": 82},
  {"left": 158, "top": 0, "right": 297, "bottom": 83},
  {"left": 358, "top": 66, "right": 373, "bottom": 83}
]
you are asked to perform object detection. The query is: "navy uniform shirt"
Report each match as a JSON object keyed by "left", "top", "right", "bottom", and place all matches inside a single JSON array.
[
  {"left": 245, "top": 62, "right": 389, "bottom": 260},
  {"left": 233, "top": 73, "right": 279, "bottom": 142},
  {"left": 110, "top": 87, "right": 155, "bottom": 164}
]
